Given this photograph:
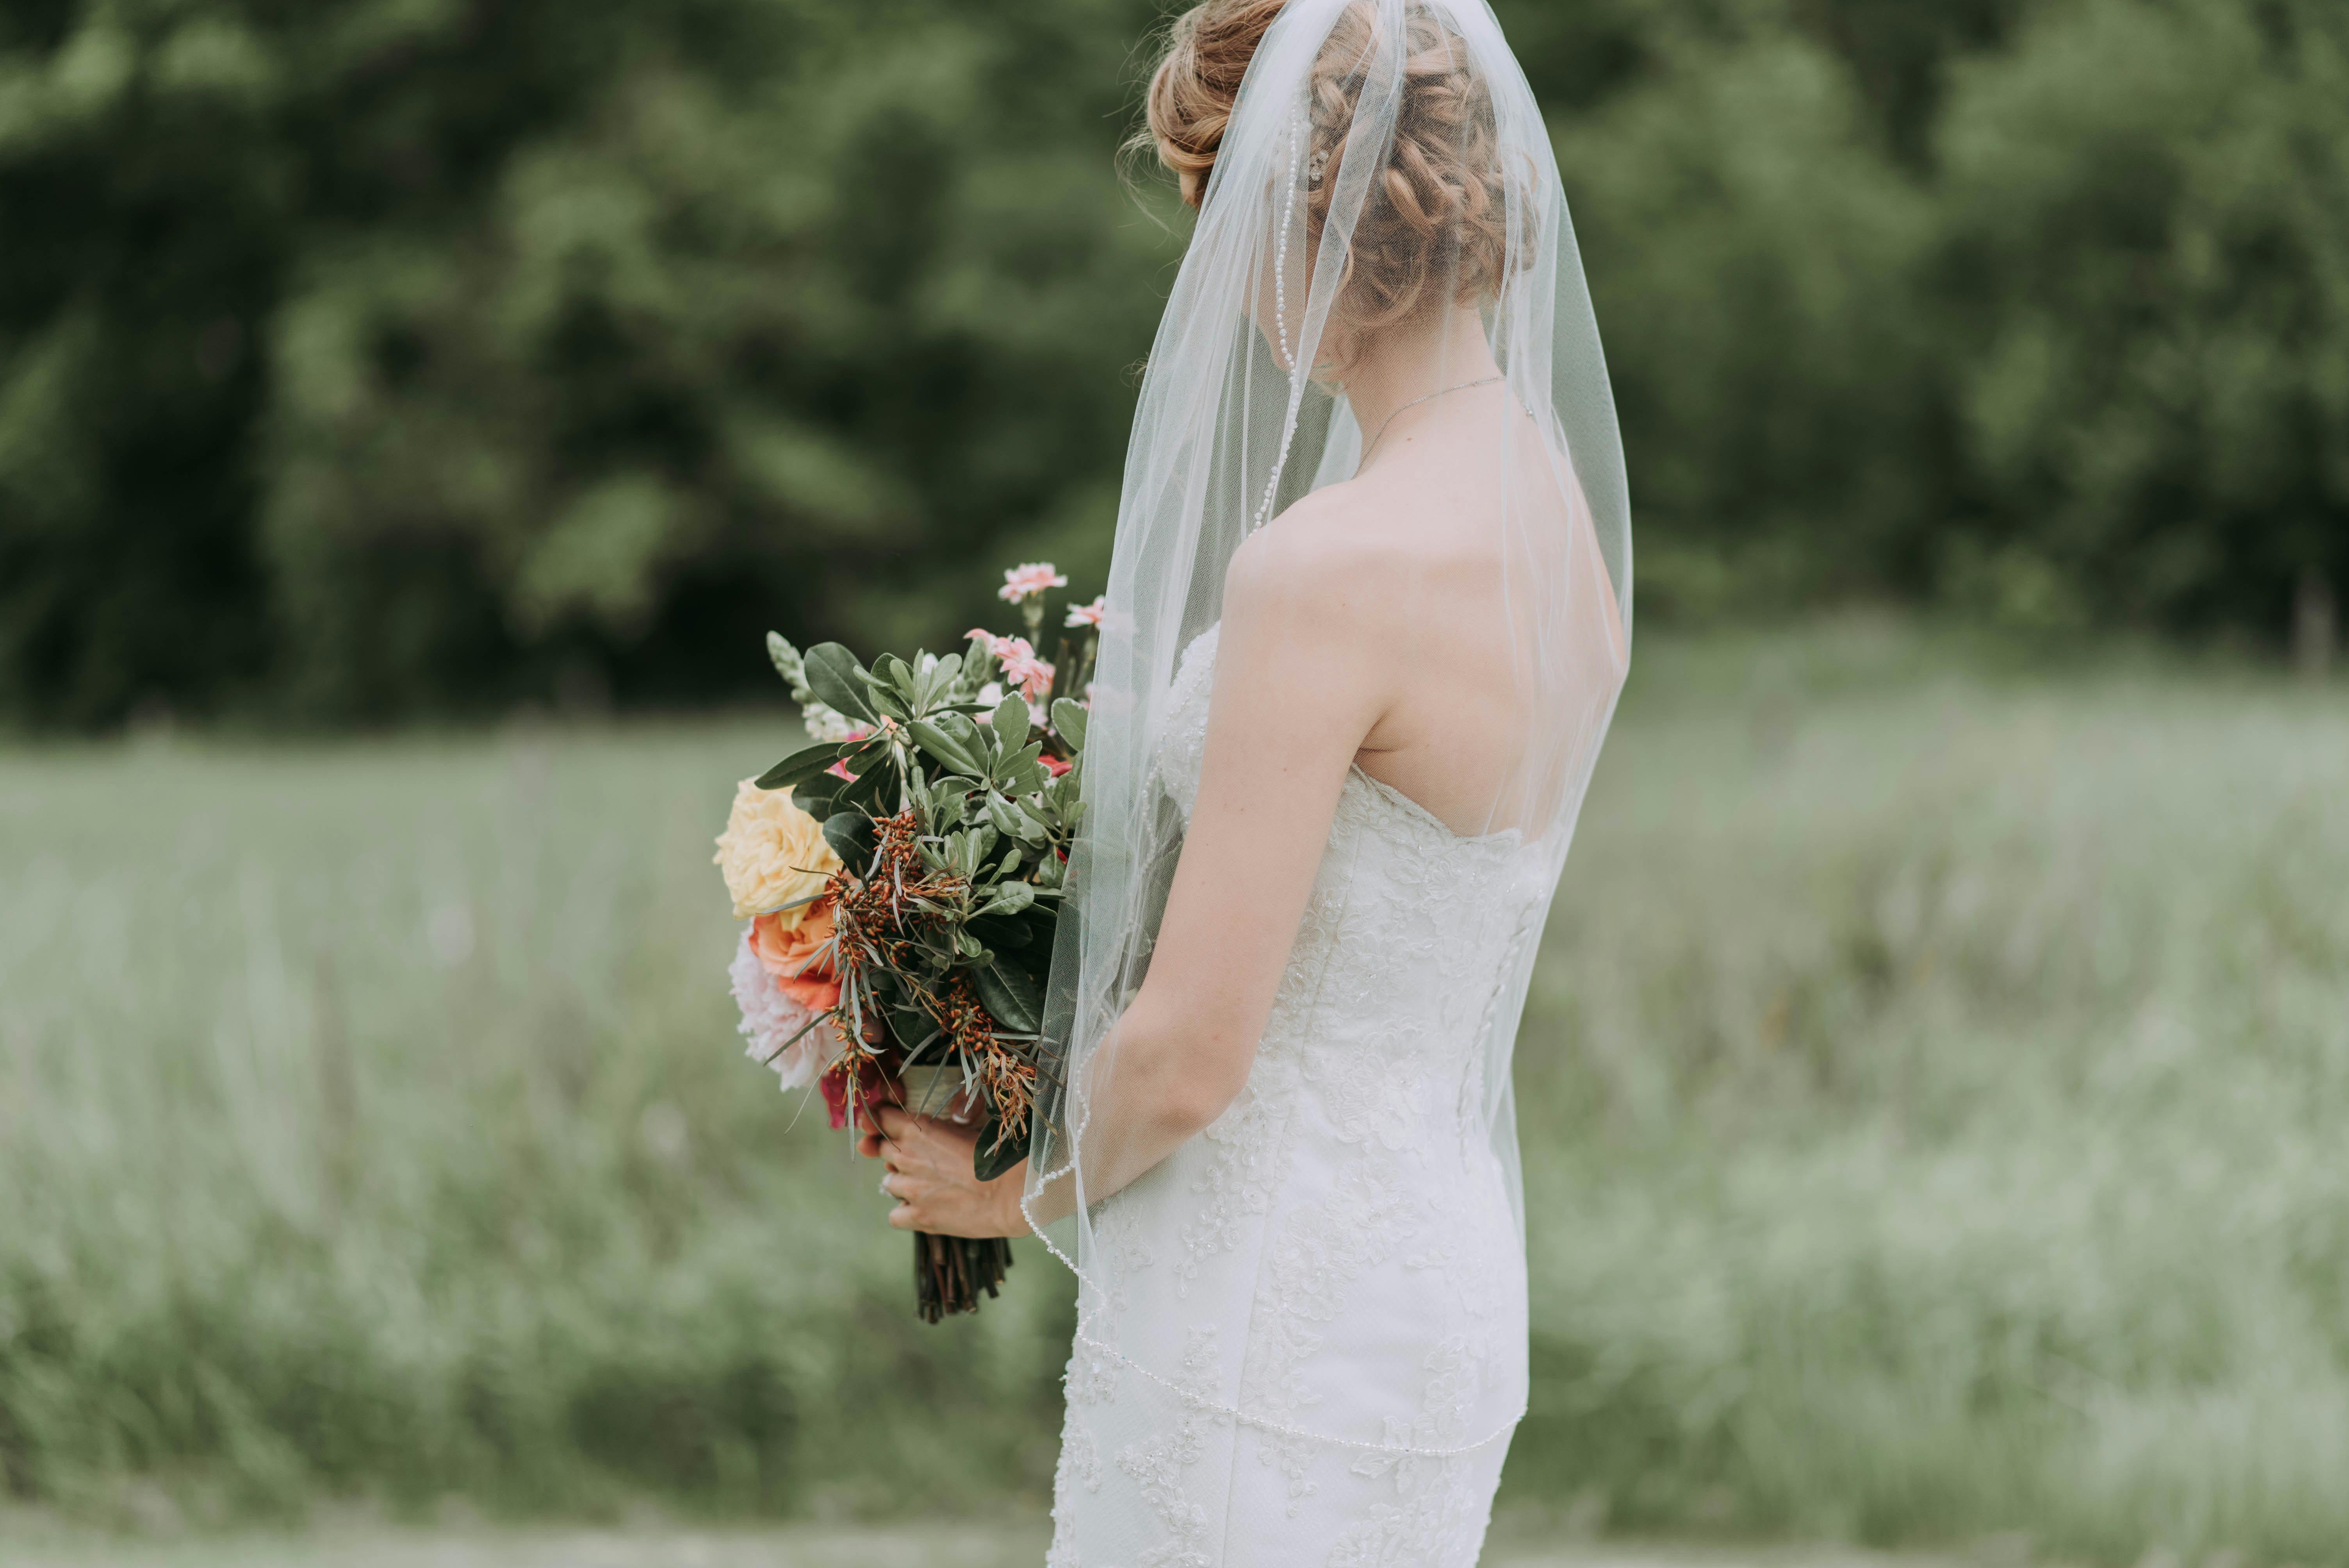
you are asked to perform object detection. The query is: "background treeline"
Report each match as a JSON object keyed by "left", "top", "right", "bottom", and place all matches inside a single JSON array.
[{"left": 2, "top": 0, "right": 2345, "bottom": 730}]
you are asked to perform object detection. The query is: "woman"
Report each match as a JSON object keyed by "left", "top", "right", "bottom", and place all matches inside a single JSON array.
[{"left": 863, "top": 0, "right": 1630, "bottom": 1560}]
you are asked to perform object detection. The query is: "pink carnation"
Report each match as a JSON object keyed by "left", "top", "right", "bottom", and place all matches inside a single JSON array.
[
  {"left": 967, "top": 630, "right": 1055, "bottom": 703},
  {"left": 1002, "top": 653, "right": 1055, "bottom": 703},
  {"left": 998, "top": 562, "right": 1068, "bottom": 604},
  {"left": 966, "top": 629, "right": 1031, "bottom": 663},
  {"left": 729, "top": 928, "right": 834, "bottom": 1090},
  {"left": 1064, "top": 595, "right": 1108, "bottom": 629}
]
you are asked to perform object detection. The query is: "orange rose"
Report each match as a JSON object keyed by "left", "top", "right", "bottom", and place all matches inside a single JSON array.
[{"left": 751, "top": 903, "right": 842, "bottom": 1012}]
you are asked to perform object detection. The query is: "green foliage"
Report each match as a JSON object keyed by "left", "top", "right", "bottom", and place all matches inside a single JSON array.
[
  {"left": 5, "top": 626, "right": 2348, "bottom": 1555},
  {"left": 1934, "top": 0, "right": 2349, "bottom": 632},
  {"left": 0, "top": 720, "right": 1076, "bottom": 1516},
  {"left": 1496, "top": 623, "right": 2349, "bottom": 1557},
  {"left": 0, "top": 0, "right": 1172, "bottom": 728},
  {"left": 2, "top": 0, "right": 2345, "bottom": 729},
  {"left": 772, "top": 631, "right": 1083, "bottom": 1158},
  {"left": 1556, "top": 21, "right": 1943, "bottom": 616}
]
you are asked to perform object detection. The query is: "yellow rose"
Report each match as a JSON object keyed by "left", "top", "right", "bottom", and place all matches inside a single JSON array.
[{"left": 713, "top": 780, "right": 841, "bottom": 924}]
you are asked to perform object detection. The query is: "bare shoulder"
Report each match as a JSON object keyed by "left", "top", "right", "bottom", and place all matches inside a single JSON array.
[{"left": 1223, "top": 478, "right": 1429, "bottom": 639}]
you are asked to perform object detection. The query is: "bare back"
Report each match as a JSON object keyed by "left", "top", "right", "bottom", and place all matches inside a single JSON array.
[{"left": 1266, "top": 387, "right": 1629, "bottom": 839}]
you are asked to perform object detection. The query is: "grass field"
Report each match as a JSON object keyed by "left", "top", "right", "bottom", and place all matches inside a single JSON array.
[
  {"left": 0, "top": 1514, "right": 1971, "bottom": 1568},
  {"left": 2, "top": 617, "right": 2345, "bottom": 1563}
]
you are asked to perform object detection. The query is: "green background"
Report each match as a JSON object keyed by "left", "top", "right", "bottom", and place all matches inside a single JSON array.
[
  {"left": 4, "top": 0, "right": 2345, "bottom": 729},
  {"left": 4, "top": 1, "right": 2348, "bottom": 1561},
  {"left": 5, "top": 623, "right": 2345, "bottom": 1559}
]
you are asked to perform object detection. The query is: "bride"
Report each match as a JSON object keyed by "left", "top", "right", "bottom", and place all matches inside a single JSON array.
[{"left": 863, "top": 0, "right": 1629, "bottom": 1560}]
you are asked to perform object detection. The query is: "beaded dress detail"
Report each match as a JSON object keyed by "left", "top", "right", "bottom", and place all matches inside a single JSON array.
[{"left": 1046, "top": 625, "right": 1555, "bottom": 1568}]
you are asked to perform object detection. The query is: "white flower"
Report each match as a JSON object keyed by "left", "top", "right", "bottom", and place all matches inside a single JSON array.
[
  {"left": 997, "top": 562, "right": 1068, "bottom": 604},
  {"left": 976, "top": 680, "right": 1005, "bottom": 707},
  {"left": 804, "top": 704, "right": 866, "bottom": 743}
]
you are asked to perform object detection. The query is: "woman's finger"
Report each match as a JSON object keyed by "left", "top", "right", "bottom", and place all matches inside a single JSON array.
[{"left": 872, "top": 1104, "right": 910, "bottom": 1140}]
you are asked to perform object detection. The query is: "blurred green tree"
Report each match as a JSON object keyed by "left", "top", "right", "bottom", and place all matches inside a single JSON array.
[
  {"left": 1, "top": 0, "right": 2343, "bottom": 728},
  {"left": 1550, "top": 16, "right": 1943, "bottom": 618},
  {"left": 262, "top": 0, "right": 1178, "bottom": 718},
  {"left": 0, "top": 0, "right": 1174, "bottom": 726},
  {"left": 0, "top": 0, "right": 285, "bottom": 727},
  {"left": 1935, "top": 0, "right": 2349, "bottom": 641}
]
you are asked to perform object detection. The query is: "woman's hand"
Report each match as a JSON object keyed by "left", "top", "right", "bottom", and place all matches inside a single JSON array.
[{"left": 859, "top": 1105, "right": 1030, "bottom": 1239}]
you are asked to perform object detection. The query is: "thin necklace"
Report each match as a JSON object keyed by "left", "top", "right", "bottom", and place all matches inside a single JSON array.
[{"left": 1358, "top": 374, "right": 1503, "bottom": 462}]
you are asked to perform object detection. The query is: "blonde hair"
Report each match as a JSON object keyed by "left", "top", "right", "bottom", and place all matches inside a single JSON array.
[{"left": 1143, "top": 1, "right": 1516, "bottom": 345}]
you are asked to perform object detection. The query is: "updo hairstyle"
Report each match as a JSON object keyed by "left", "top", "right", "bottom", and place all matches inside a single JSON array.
[{"left": 1143, "top": 0, "right": 1516, "bottom": 346}]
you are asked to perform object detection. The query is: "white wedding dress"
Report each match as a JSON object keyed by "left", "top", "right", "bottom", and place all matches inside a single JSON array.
[{"left": 1046, "top": 624, "right": 1555, "bottom": 1568}]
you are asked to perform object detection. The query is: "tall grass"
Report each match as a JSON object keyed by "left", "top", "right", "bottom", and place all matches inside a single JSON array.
[
  {"left": 0, "top": 720, "right": 1072, "bottom": 1522},
  {"left": 2, "top": 619, "right": 2345, "bottom": 1560},
  {"left": 1511, "top": 624, "right": 2349, "bottom": 1560}
]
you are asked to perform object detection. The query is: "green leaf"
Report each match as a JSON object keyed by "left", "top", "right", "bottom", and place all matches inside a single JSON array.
[
  {"left": 755, "top": 741, "right": 845, "bottom": 792},
  {"left": 907, "top": 719, "right": 985, "bottom": 778},
  {"left": 792, "top": 779, "right": 839, "bottom": 820},
  {"left": 1051, "top": 699, "right": 1087, "bottom": 751},
  {"left": 876, "top": 653, "right": 917, "bottom": 699},
  {"left": 802, "top": 643, "right": 876, "bottom": 723},
  {"left": 972, "top": 1109, "right": 1030, "bottom": 1181},
  {"left": 832, "top": 760, "right": 894, "bottom": 817},
  {"left": 822, "top": 812, "right": 870, "bottom": 867},
  {"left": 979, "top": 880, "right": 1035, "bottom": 918},
  {"left": 970, "top": 958, "right": 1042, "bottom": 1035},
  {"left": 966, "top": 914, "right": 1033, "bottom": 951},
  {"left": 991, "top": 695, "right": 1029, "bottom": 753}
]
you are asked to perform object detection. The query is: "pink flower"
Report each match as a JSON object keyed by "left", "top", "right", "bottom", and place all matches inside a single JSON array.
[
  {"left": 968, "top": 630, "right": 1054, "bottom": 702},
  {"left": 1002, "top": 652, "right": 1055, "bottom": 703},
  {"left": 998, "top": 562, "right": 1068, "bottom": 604},
  {"left": 1064, "top": 595, "right": 1107, "bottom": 629},
  {"left": 729, "top": 928, "right": 837, "bottom": 1090},
  {"left": 966, "top": 629, "right": 1029, "bottom": 662},
  {"left": 1041, "top": 753, "right": 1073, "bottom": 778},
  {"left": 821, "top": 724, "right": 871, "bottom": 781}
]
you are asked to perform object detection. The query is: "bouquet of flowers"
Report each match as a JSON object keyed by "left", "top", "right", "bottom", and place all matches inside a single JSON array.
[{"left": 715, "top": 563, "right": 1101, "bottom": 1321}]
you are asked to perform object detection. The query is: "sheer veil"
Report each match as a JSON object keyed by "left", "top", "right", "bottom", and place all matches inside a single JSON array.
[{"left": 1022, "top": 0, "right": 1629, "bottom": 1448}]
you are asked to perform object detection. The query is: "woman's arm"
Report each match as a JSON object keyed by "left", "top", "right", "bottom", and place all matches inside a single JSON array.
[
  {"left": 870, "top": 504, "right": 1405, "bottom": 1237},
  {"left": 1058, "top": 516, "right": 1399, "bottom": 1197}
]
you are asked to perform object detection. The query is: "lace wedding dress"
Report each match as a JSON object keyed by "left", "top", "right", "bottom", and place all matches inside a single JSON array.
[
  {"left": 1046, "top": 625, "right": 1556, "bottom": 1568},
  {"left": 1030, "top": 4, "right": 1632, "bottom": 1559}
]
